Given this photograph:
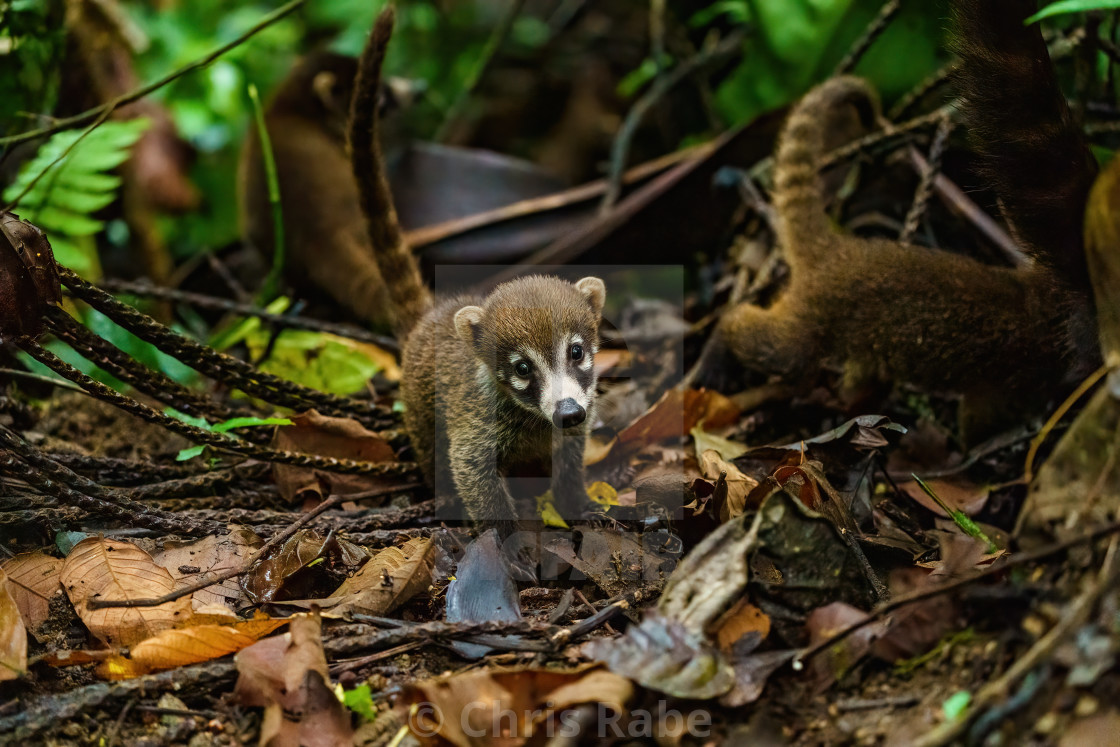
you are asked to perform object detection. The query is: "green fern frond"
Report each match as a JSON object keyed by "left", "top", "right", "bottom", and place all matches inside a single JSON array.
[{"left": 2, "top": 118, "right": 151, "bottom": 278}]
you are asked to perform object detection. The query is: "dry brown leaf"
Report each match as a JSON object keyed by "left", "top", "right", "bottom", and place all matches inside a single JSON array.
[
  {"left": 325, "top": 536, "right": 433, "bottom": 617},
  {"left": 155, "top": 526, "right": 262, "bottom": 610},
  {"left": 899, "top": 478, "right": 990, "bottom": 517},
  {"left": 97, "top": 614, "right": 289, "bottom": 680},
  {"left": 271, "top": 410, "right": 397, "bottom": 502},
  {"left": 242, "top": 529, "right": 369, "bottom": 604},
  {"left": 0, "top": 569, "right": 27, "bottom": 682},
  {"left": 1, "top": 551, "right": 63, "bottom": 639},
  {"left": 400, "top": 665, "right": 633, "bottom": 747},
  {"left": 617, "top": 388, "right": 740, "bottom": 453},
  {"left": 235, "top": 612, "right": 352, "bottom": 747},
  {"left": 61, "top": 538, "right": 192, "bottom": 647},
  {"left": 699, "top": 449, "right": 759, "bottom": 521}
]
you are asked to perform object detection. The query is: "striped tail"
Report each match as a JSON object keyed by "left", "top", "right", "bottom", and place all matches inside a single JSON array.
[
  {"left": 950, "top": 0, "right": 1097, "bottom": 289},
  {"left": 349, "top": 7, "right": 432, "bottom": 338},
  {"left": 772, "top": 76, "right": 880, "bottom": 267}
]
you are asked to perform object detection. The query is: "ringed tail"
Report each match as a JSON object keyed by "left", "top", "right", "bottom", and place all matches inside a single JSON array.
[
  {"left": 349, "top": 7, "right": 432, "bottom": 338},
  {"left": 772, "top": 75, "right": 880, "bottom": 266},
  {"left": 950, "top": 0, "right": 1097, "bottom": 289}
]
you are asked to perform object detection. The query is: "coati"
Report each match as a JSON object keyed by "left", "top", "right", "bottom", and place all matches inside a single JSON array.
[
  {"left": 349, "top": 9, "right": 605, "bottom": 524},
  {"left": 237, "top": 52, "right": 394, "bottom": 328},
  {"left": 695, "top": 0, "right": 1100, "bottom": 444}
]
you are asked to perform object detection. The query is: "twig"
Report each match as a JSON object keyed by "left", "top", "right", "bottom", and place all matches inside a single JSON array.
[
  {"left": 833, "top": 0, "right": 901, "bottom": 76},
  {"left": 793, "top": 517, "right": 1120, "bottom": 668},
  {"left": 911, "top": 536, "right": 1120, "bottom": 747},
  {"left": 247, "top": 83, "right": 285, "bottom": 304},
  {"left": 87, "top": 483, "right": 420, "bottom": 609},
  {"left": 434, "top": 0, "right": 527, "bottom": 143},
  {"left": 900, "top": 113, "right": 952, "bottom": 244},
  {"left": 0, "top": 0, "right": 307, "bottom": 148},
  {"left": 888, "top": 62, "right": 958, "bottom": 121},
  {"left": 907, "top": 146, "right": 1024, "bottom": 265},
  {"left": 403, "top": 144, "right": 707, "bottom": 248},
  {"left": 601, "top": 29, "right": 744, "bottom": 211}
]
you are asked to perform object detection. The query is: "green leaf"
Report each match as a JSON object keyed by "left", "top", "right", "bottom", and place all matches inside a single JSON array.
[
  {"left": 340, "top": 683, "right": 378, "bottom": 722},
  {"left": 1027, "top": 0, "right": 1120, "bottom": 23},
  {"left": 246, "top": 329, "right": 385, "bottom": 396},
  {"left": 3, "top": 118, "right": 150, "bottom": 279},
  {"left": 172, "top": 414, "right": 291, "bottom": 461},
  {"left": 942, "top": 690, "right": 971, "bottom": 721},
  {"left": 911, "top": 475, "right": 998, "bottom": 553},
  {"left": 211, "top": 416, "right": 292, "bottom": 434}
]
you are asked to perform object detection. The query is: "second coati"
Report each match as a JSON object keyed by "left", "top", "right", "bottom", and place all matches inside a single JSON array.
[
  {"left": 349, "top": 9, "right": 605, "bottom": 524},
  {"left": 238, "top": 52, "right": 395, "bottom": 328},
  {"left": 695, "top": 0, "right": 1101, "bottom": 444}
]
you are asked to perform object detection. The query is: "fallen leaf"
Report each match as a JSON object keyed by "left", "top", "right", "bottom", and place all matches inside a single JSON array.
[
  {"left": 586, "top": 613, "right": 735, "bottom": 699},
  {"left": 698, "top": 449, "right": 759, "bottom": 521},
  {"left": 586, "top": 481, "right": 619, "bottom": 507},
  {"left": 61, "top": 538, "right": 192, "bottom": 647},
  {"left": 234, "top": 612, "right": 352, "bottom": 747},
  {"left": 271, "top": 410, "right": 397, "bottom": 503},
  {"left": 97, "top": 614, "right": 289, "bottom": 680},
  {"left": 444, "top": 530, "right": 523, "bottom": 659},
  {"left": 320, "top": 537, "right": 433, "bottom": 617},
  {"left": 0, "top": 569, "right": 27, "bottom": 681},
  {"left": 155, "top": 526, "right": 262, "bottom": 610},
  {"left": 617, "top": 388, "right": 740, "bottom": 453},
  {"left": 399, "top": 665, "right": 633, "bottom": 747},
  {"left": 1, "top": 551, "right": 63, "bottom": 640},
  {"left": 243, "top": 529, "right": 370, "bottom": 605},
  {"left": 692, "top": 425, "right": 748, "bottom": 461},
  {"left": 899, "top": 478, "right": 990, "bottom": 518}
]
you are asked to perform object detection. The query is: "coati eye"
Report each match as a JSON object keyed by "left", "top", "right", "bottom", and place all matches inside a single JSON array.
[
  {"left": 514, "top": 361, "right": 531, "bottom": 378},
  {"left": 570, "top": 344, "right": 584, "bottom": 361}
]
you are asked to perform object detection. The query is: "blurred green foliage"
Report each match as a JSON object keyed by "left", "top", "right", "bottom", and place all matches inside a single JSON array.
[
  {"left": 685, "top": 0, "right": 949, "bottom": 126},
  {"left": 3, "top": 118, "right": 150, "bottom": 277},
  {"left": 1028, "top": 0, "right": 1120, "bottom": 23}
]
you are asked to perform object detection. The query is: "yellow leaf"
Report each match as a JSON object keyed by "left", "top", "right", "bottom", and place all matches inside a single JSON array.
[
  {"left": 586, "top": 481, "right": 619, "bottom": 507},
  {"left": 536, "top": 491, "right": 570, "bottom": 529},
  {"left": 96, "top": 616, "right": 289, "bottom": 680}
]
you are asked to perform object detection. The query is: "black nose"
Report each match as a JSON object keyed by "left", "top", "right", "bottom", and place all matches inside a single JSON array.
[{"left": 553, "top": 398, "right": 586, "bottom": 429}]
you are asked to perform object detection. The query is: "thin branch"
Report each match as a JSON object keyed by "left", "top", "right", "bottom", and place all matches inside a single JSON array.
[
  {"left": 0, "top": 0, "right": 306, "bottom": 148},
  {"left": 833, "top": 0, "right": 901, "bottom": 76},
  {"left": 601, "top": 29, "right": 744, "bottom": 211},
  {"left": 87, "top": 483, "right": 422, "bottom": 609},
  {"left": 434, "top": 0, "right": 527, "bottom": 143}
]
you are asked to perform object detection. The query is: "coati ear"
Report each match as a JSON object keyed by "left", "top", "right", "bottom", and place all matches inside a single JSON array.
[
  {"left": 575, "top": 277, "right": 606, "bottom": 316},
  {"left": 453, "top": 305, "right": 485, "bottom": 350}
]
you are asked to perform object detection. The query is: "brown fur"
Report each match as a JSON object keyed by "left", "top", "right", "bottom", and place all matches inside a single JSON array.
[
  {"left": 702, "top": 39, "right": 1098, "bottom": 443},
  {"left": 238, "top": 52, "right": 395, "bottom": 329},
  {"left": 350, "top": 10, "right": 606, "bottom": 524},
  {"left": 402, "top": 276, "right": 604, "bottom": 522}
]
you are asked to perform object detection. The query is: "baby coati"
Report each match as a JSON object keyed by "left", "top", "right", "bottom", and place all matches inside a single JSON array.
[
  {"left": 238, "top": 52, "right": 394, "bottom": 328},
  {"left": 695, "top": 0, "right": 1100, "bottom": 444},
  {"left": 349, "top": 9, "right": 605, "bottom": 524}
]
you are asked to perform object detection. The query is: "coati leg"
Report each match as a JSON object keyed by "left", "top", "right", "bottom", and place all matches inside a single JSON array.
[
  {"left": 697, "top": 300, "right": 821, "bottom": 391},
  {"left": 551, "top": 434, "right": 591, "bottom": 517}
]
